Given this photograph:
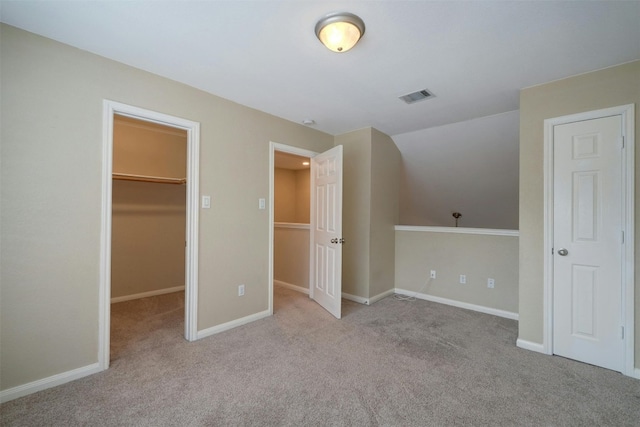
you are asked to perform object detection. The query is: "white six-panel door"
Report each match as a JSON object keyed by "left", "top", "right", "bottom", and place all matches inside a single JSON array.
[
  {"left": 552, "top": 115, "right": 623, "bottom": 372},
  {"left": 310, "top": 145, "right": 343, "bottom": 319}
]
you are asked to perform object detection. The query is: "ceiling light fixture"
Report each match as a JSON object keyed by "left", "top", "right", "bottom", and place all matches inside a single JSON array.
[{"left": 315, "top": 12, "right": 365, "bottom": 53}]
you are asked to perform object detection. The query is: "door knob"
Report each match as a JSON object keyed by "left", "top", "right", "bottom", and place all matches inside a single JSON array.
[
  {"left": 557, "top": 248, "right": 568, "bottom": 256},
  {"left": 331, "top": 238, "right": 338, "bottom": 244}
]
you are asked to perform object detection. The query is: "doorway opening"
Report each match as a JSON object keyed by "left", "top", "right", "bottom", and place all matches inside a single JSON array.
[
  {"left": 110, "top": 115, "right": 186, "bottom": 361},
  {"left": 268, "top": 141, "right": 344, "bottom": 319},
  {"left": 100, "top": 101, "right": 200, "bottom": 371},
  {"left": 268, "top": 143, "right": 317, "bottom": 315}
]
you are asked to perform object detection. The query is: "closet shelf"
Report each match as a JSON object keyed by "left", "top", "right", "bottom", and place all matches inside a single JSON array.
[{"left": 112, "top": 173, "right": 186, "bottom": 185}]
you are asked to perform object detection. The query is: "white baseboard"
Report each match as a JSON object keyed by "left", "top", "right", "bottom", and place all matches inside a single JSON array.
[
  {"left": 516, "top": 338, "right": 547, "bottom": 354},
  {"left": 342, "top": 292, "right": 369, "bottom": 305},
  {"left": 369, "top": 288, "right": 395, "bottom": 304},
  {"left": 274, "top": 280, "right": 309, "bottom": 295},
  {"left": 196, "top": 310, "right": 271, "bottom": 340},
  {"left": 111, "top": 286, "right": 184, "bottom": 303},
  {"left": 633, "top": 368, "right": 640, "bottom": 380},
  {"left": 0, "top": 363, "right": 102, "bottom": 403},
  {"left": 394, "top": 288, "right": 519, "bottom": 320}
]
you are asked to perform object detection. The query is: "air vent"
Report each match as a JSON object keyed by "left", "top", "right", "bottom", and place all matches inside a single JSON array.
[{"left": 399, "top": 89, "right": 435, "bottom": 104}]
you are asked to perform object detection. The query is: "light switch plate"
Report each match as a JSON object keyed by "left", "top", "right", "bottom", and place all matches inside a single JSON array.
[
  {"left": 259, "top": 198, "right": 266, "bottom": 210},
  {"left": 202, "top": 195, "right": 211, "bottom": 209}
]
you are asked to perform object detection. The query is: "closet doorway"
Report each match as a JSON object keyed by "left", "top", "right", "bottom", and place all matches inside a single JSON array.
[
  {"left": 110, "top": 115, "right": 186, "bottom": 361},
  {"left": 269, "top": 143, "right": 316, "bottom": 313},
  {"left": 100, "top": 101, "right": 200, "bottom": 371}
]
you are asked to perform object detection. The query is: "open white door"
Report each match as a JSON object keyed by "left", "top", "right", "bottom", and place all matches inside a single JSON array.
[{"left": 310, "top": 145, "right": 343, "bottom": 319}]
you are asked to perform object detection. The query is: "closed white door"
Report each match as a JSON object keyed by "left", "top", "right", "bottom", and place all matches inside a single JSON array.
[
  {"left": 310, "top": 145, "right": 343, "bottom": 319},
  {"left": 552, "top": 115, "right": 623, "bottom": 372}
]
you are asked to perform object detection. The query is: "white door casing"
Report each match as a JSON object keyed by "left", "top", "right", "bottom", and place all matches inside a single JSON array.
[
  {"left": 552, "top": 115, "right": 623, "bottom": 372},
  {"left": 100, "top": 100, "right": 200, "bottom": 371},
  {"left": 542, "top": 104, "right": 634, "bottom": 377},
  {"left": 310, "top": 145, "right": 343, "bottom": 319},
  {"left": 268, "top": 142, "right": 318, "bottom": 315}
]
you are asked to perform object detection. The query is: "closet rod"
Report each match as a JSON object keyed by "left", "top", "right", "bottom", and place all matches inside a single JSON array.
[{"left": 112, "top": 173, "right": 186, "bottom": 185}]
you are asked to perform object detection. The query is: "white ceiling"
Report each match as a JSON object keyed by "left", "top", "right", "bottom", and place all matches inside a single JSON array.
[{"left": 2, "top": 1, "right": 639, "bottom": 228}]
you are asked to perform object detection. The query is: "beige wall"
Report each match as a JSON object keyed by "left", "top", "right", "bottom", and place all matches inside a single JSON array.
[
  {"left": 273, "top": 167, "right": 310, "bottom": 292},
  {"left": 396, "top": 229, "right": 519, "bottom": 314},
  {"left": 111, "top": 117, "right": 187, "bottom": 299},
  {"left": 336, "top": 127, "right": 400, "bottom": 299},
  {"left": 274, "top": 168, "right": 309, "bottom": 223},
  {"left": 0, "top": 24, "right": 333, "bottom": 391},
  {"left": 113, "top": 115, "right": 187, "bottom": 178},
  {"left": 273, "top": 225, "right": 310, "bottom": 291},
  {"left": 111, "top": 181, "right": 186, "bottom": 298},
  {"left": 274, "top": 168, "right": 297, "bottom": 222},
  {"left": 295, "top": 169, "right": 310, "bottom": 224},
  {"left": 336, "top": 129, "right": 373, "bottom": 297},
  {"left": 519, "top": 60, "right": 640, "bottom": 367},
  {"left": 369, "top": 129, "right": 401, "bottom": 297}
]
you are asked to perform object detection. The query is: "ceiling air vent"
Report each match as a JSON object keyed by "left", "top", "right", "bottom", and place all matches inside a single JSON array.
[{"left": 399, "top": 89, "right": 435, "bottom": 104}]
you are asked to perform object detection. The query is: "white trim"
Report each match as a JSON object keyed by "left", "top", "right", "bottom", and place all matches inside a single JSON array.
[
  {"left": 394, "top": 288, "right": 519, "bottom": 320},
  {"left": 0, "top": 363, "right": 101, "bottom": 403},
  {"left": 274, "top": 222, "right": 310, "bottom": 230},
  {"left": 516, "top": 339, "right": 547, "bottom": 354},
  {"left": 101, "top": 100, "right": 201, "bottom": 374},
  {"left": 99, "top": 102, "right": 114, "bottom": 373},
  {"left": 110, "top": 286, "right": 185, "bottom": 304},
  {"left": 196, "top": 310, "right": 271, "bottom": 340},
  {"left": 342, "top": 292, "right": 370, "bottom": 305},
  {"left": 369, "top": 288, "right": 395, "bottom": 304},
  {"left": 634, "top": 369, "right": 640, "bottom": 380},
  {"left": 543, "top": 104, "right": 635, "bottom": 376},
  {"left": 268, "top": 142, "right": 318, "bottom": 316},
  {"left": 395, "top": 225, "right": 519, "bottom": 237},
  {"left": 274, "top": 280, "right": 309, "bottom": 295}
]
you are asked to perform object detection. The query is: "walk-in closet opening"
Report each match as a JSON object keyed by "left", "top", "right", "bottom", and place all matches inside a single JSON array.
[
  {"left": 272, "top": 150, "right": 312, "bottom": 309},
  {"left": 110, "top": 114, "right": 187, "bottom": 362}
]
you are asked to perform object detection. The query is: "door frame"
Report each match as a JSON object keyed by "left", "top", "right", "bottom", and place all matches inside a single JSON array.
[
  {"left": 542, "top": 104, "right": 635, "bottom": 377},
  {"left": 99, "top": 100, "right": 200, "bottom": 371},
  {"left": 268, "top": 141, "right": 318, "bottom": 314}
]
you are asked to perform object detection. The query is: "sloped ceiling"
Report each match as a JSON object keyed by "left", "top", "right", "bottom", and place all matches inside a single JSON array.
[
  {"left": 2, "top": 1, "right": 638, "bottom": 228},
  {"left": 395, "top": 111, "right": 520, "bottom": 229}
]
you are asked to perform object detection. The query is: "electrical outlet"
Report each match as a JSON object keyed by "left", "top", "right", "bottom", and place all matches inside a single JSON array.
[
  {"left": 459, "top": 275, "right": 466, "bottom": 284},
  {"left": 238, "top": 284, "right": 245, "bottom": 296},
  {"left": 487, "top": 278, "right": 495, "bottom": 289},
  {"left": 430, "top": 270, "right": 436, "bottom": 279}
]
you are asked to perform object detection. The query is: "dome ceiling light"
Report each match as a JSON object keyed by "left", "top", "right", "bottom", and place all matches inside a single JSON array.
[{"left": 315, "top": 12, "right": 365, "bottom": 53}]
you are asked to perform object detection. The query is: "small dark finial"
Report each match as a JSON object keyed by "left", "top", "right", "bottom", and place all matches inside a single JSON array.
[{"left": 452, "top": 212, "right": 462, "bottom": 227}]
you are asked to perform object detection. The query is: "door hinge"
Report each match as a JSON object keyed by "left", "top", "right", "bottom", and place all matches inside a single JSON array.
[
  {"left": 551, "top": 247, "right": 554, "bottom": 255},
  {"left": 621, "top": 231, "right": 625, "bottom": 244},
  {"left": 621, "top": 326, "right": 625, "bottom": 339},
  {"left": 621, "top": 136, "right": 625, "bottom": 149}
]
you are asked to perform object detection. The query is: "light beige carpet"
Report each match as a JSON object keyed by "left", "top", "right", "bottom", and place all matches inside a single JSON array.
[{"left": 1, "top": 286, "right": 639, "bottom": 426}]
